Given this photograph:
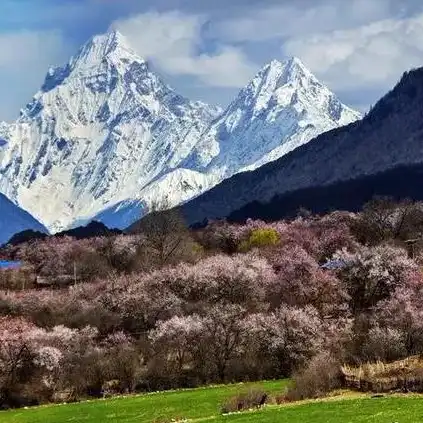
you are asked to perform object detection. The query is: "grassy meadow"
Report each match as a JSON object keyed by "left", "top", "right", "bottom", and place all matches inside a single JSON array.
[
  {"left": 215, "top": 395, "right": 423, "bottom": 423},
  {"left": 0, "top": 380, "right": 286, "bottom": 423},
  {"left": 2, "top": 380, "right": 423, "bottom": 423}
]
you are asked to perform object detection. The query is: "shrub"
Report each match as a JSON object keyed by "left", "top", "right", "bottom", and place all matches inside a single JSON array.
[
  {"left": 221, "top": 389, "right": 268, "bottom": 413},
  {"left": 131, "top": 205, "right": 199, "bottom": 269},
  {"left": 149, "top": 315, "right": 204, "bottom": 373},
  {"left": 285, "top": 352, "right": 343, "bottom": 401},
  {"left": 239, "top": 228, "right": 280, "bottom": 251},
  {"left": 156, "top": 252, "right": 274, "bottom": 309},
  {"left": 376, "top": 272, "right": 423, "bottom": 356}
]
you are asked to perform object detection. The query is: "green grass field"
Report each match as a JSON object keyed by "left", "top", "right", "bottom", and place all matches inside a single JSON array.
[
  {"left": 2, "top": 381, "right": 423, "bottom": 423},
  {"left": 215, "top": 396, "right": 423, "bottom": 422},
  {"left": 0, "top": 380, "right": 286, "bottom": 423}
]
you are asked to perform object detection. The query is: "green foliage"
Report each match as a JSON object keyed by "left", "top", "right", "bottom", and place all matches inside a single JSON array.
[
  {"left": 239, "top": 228, "right": 280, "bottom": 252},
  {"left": 192, "top": 241, "right": 205, "bottom": 255}
]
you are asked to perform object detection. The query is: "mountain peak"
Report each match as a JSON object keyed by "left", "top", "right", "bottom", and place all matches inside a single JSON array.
[
  {"left": 284, "top": 56, "right": 311, "bottom": 75},
  {"left": 217, "top": 55, "right": 360, "bottom": 130},
  {"left": 252, "top": 56, "right": 317, "bottom": 94},
  {"left": 90, "top": 30, "right": 130, "bottom": 52},
  {"left": 267, "top": 59, "right": 283, "bottom": 69},
  {"left": 69, "top": 29, "right": 144, "bottom": 73},
  {"left": 185, "top": 53, "right": 360, "bottom": 178},
  {"left": 274, "top": 57, "right": 316, "bottom": 86},
  {"left": 239, "top": 56, "right": 319, "bottom": 112},
  {"left": 38, "top": 30, "right": 144, "bottom": 95},
  {"left": 267, "top": 56, "right": 306, "bottom": 71}
]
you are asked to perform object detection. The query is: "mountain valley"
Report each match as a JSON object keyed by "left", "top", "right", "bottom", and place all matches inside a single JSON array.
[{"left": 0, "top": 30, "right": 360, "bottom": 233}]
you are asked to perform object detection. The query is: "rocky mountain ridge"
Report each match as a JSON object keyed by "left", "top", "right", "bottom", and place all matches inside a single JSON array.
[{"left": 0, "top": 30, "right": 360, "bottom": 231}]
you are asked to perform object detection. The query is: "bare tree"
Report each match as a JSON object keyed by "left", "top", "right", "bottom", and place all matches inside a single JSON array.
[
  {"left": 354, "top": 197, "right": 423, "bottom": 245},
  {"left": 131, "top": 200, "right": 196, "bottom": 269}
]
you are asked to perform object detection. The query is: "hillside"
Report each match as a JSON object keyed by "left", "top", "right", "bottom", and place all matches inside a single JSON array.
[
  {"left": 0, "top": 193, "right": 47, "bottom": 245},
  {"left": 227, "top": 163, "right": 423, "bottom": 222},
  {"left": 181, "top": 67, "right": 423, "bottom": 225}
]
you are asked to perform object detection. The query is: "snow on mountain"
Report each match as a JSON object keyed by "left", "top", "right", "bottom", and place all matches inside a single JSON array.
[
  {"left": 183, "top": 57, "right": 361, "bottom": 177},
  {"left": 179, "top": 66, "right": 423, "bottom": 225},
  {"left": 88, "top": 57, "right": 360, "bottom": 229},
  {"left": 0, "top": 193, "right": 48, "bottom": 245},
  {"left": 0, "top": 30, "right": 360, "bottom": 232},
  {"left": 78, "top": 168, "right": 215, "bottom": 230},
  {"left": 0, "top": 31, "right": 220, "bottom": 232}
]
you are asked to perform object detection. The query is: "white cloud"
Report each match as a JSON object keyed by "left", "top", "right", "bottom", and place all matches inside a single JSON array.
[
  {"left": 205, "top": 0, "right": 423, "bottom": 109},
  {"left": 112, "top": 11, "right": 257, "bottom": 88},
  {"left": 0, "top": 30, "right": 72, "bottom": 121},
  {"left": 214, "top": 0, "right": 397, "bottom": 42},
  {"left": 0, "top": 0, "right": 420, "bottom": 120},
  {"left": 283, "top": 14, "right": 423, "bottom": 92}
]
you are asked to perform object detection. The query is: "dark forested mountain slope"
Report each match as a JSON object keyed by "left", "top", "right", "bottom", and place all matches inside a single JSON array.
[
  {"left": 181, "top": 67, "right": 423, "bottom": 224},
  {"left": 6, "top": 221, "right": 122, "bottom": 247},
  {"left": 227, "top": 163, "right": 423, "bottom": 222}
]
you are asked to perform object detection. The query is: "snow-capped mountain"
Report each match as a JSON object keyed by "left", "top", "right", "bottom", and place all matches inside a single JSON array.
[
  {"left": 0, "top": 31, "right": 220, "bottom": 232},
  {"left": 179, "top": 66, "right": 423, "bottom": 225},
  {"left": 0, "top": 30, "right": 360, "bottom": 232},
  {"left": 89, "top": 57, "right": 361, "bottom": 229},
  {"left": 184, "top": 57, "right": 360, "bottom": 177},
  {"left": 0, "top": 193, "right": 47, "bottom": 245}
]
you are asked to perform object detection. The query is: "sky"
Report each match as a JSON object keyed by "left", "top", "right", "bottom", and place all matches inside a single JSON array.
[{"left": 0, "top": 0, "right": 422, "bottom": 120}]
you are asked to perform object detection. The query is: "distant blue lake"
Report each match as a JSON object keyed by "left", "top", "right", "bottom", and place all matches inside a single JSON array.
[{"left": 0, "top": 260, "right": 22, "bottom": 269}]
